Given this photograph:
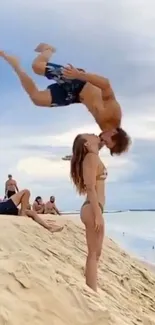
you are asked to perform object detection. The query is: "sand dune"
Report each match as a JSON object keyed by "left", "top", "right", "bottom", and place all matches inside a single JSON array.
[{"left": 0, "top": 214, "right": 155, "bottom": 325}]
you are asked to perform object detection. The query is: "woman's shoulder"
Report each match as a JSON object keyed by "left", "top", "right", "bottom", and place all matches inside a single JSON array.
[{"left": 83, "top": 152, "right": 100, "bottom": 167}]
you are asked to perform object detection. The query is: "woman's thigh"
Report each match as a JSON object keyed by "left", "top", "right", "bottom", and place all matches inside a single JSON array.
[{"left": 81, "top": 204, "right": 104, "bottom": 253}]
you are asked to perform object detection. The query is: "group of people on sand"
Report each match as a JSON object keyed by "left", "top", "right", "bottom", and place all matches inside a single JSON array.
[
  {"left": 32, "top": 195, "right": 61, "bottom": 215},
  {"left": 0, "top": 43, "right": 131, "bottom": 292},
  {"left": 3, "top": 174, "right": 60, "bottom": 215},
  {"left": 1, "top": 174, "right": 62, "bottom": 232},
  {"left": 0, "top": 189, "right": 63, "bottom": 233}
]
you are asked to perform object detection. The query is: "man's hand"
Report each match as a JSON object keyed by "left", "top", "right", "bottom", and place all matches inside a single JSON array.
[{"left": 62, "top": 64, "right": 82, "bottom": 79}]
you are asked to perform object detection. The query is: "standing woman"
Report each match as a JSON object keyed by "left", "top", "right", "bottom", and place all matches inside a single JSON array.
[{"left": 70, "top": 133, "right": 107, "bottom": 292}]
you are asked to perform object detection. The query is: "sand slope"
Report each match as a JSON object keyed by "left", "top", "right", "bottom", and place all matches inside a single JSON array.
[{"left": 0, "top": 215, "right": 155, "bottom": 325}]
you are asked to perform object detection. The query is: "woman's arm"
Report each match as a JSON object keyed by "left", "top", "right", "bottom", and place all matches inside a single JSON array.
[{"left": 83, "top": 153, "right": 101, "bottom": 216}]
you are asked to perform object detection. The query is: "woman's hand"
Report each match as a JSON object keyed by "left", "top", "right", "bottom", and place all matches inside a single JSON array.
[
  {"left": 95, "top": 213, "right": 103, "bottom": 232},
  {"left": 62, "top": 64, "right": 82, "bottom": 79}
]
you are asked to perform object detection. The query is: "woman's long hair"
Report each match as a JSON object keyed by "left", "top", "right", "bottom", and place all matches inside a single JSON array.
[{"left": 70, "top": 134, "right": 88, "bottom": 195}]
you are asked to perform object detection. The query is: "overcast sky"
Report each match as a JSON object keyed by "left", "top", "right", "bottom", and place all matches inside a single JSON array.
[{"left": 0, "top": 0, "right": 155, "bottom": 210}]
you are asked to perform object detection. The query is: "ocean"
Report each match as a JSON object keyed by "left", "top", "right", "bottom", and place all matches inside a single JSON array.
[
  {"left": 63, "top": 211, "right": 155, "bottom": 265},
  {"left": 105, "top": 211, "right": 155, "bottom": 265}
]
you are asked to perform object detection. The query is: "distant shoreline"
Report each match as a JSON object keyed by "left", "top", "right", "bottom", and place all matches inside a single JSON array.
[{"left": 61, "top": 209, "right": 155, "bottom": 215}]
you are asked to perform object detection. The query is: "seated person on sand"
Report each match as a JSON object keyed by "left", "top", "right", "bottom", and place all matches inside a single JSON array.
[
  {"left": 32, "top": 196, "right": 45, "bottom": 214},
  {"left": 5, "top": 174, "right": 19, "bottom": 198},
  {"left": 71, "top": 133, "right": 108, "bottom": 292},
  {"left": 0, "top": 189, "right": 63, "bottom": 233},
  {"left": 45, "top": 196, "right": 61, "bottom": 215}
]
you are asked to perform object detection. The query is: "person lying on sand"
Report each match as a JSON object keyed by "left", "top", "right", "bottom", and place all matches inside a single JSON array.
[
  {"left": 0, "top": 189, "right": 63, "bottom": 233},
  {"left": 0, "top": 45, "right": 131, "bottom": 155},
  {"left": 45, "top": 196, "right": 61, "bottom": 215},
  {"left": 70, "top": 133, "right": 106, "bottom": 292}
]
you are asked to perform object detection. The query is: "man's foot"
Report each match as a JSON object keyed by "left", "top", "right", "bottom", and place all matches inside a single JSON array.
[
  {"left": 34, "top": 43, "right": 56, "bottom": 53},
  {"left": 0, "top": 50, "right": 5, "bottom": 57},
  {"left": 48, "top": 224, "right": 64, "bottom": 233},
  {"left": 0, "top": 52, "right": 20, "bottom": 69}
]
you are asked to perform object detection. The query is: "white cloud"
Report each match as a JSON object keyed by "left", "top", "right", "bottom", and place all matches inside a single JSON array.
[
  {"left": 123, "top": 114, "right": 155, "bottom": 141},
  {"left": 18, "top": 111, "right": 155, "bottom": 151},
  {"left": 16, "top": 149, "right": 136, "bottom": 184},
  {"left": 17, "top": 157, "right": 70, "bottom": 180},
  {"left": 12, "top": 112, "right": 154, "bottom": 185}
]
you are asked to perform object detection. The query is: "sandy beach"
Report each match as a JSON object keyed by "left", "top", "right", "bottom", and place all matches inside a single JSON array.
[{"left": 0, "top": 214, "right": 155, "bottom": 325}]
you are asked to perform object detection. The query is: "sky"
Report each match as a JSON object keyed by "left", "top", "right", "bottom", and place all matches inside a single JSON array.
[{"left": 0, "top": 0, "right": 155, "bottom": 210}]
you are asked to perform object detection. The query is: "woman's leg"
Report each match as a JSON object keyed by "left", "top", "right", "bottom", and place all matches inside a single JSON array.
[
  {"left": 85, "top": 225, "right": 98, "bottom": 291},
  {"left": 0, "top": 51, "right": 51, "bottom": 107},
  {"left": 32, "top": 43, "right": 56, "bottom": 75},
  {"left": 96, "top": 218, "right": 105, "bottom": 263},
  {"left": 81, "top": 204, "right": 104, "bottom": 292}
]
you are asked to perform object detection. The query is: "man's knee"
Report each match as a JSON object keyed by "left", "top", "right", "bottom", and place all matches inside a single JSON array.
[
  {"left": 30, "top": 91, "right": 51, "bottom": 107},
  {"left": 32, "top": 61, "right": 46, "bottom": 75},
  {"left": 30, "top": 93, "right": 42, "bottom": 106},
  {"left": 21, "top": 189, "right": 30, "bottom": 196}
]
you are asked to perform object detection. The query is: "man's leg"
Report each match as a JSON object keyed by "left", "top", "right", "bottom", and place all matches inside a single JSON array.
[
  {"left": 26, "top": 209, "right": 64, "bottom": 233},
  {"left": 11, "top": 189, "right": 30, "bottom": 215},
  {"left": 0, "top": 51, "right": 51, "bottom": 107},
  {"left": 32, "top": 43, "right": 56, "bottom": 76}
]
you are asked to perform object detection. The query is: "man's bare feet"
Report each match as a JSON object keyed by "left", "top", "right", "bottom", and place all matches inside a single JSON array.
[
  {"left": 0, "top": 50, "right": 5, "bottom": 57},
  {"left": 34, "top": 43, "right": 56, "bottom": 53},
  {"left": 0, "top": 52, "right": 20, "bottom": 69},
  {"left": 48, "top": 225, "right": 64, "bottom": 233}
]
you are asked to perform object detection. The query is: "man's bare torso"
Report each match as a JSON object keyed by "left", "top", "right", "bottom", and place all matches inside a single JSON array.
[
  {"left": 46, "top": 202, "right": 55, "bottom": 210},
  {"left": 80, "top": 83, "right": 121, "bottom": 130}
]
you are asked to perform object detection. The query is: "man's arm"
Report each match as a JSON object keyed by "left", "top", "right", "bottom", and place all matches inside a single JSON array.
[
  {"left": 54, "top": 203, "right": 61, "bottom": 215},
  {"left": 79, "top": 71, "right": 109, "bottom": 89},
  {"left": 63, "top": 65, "right": 115, "bottom": 97}
]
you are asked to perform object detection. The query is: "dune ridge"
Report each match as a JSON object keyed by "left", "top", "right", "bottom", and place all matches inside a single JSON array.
[{"left": 0, "top": 214, "right": 155, "bottom": 325}]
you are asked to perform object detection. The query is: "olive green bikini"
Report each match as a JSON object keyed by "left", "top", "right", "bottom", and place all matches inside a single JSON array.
[
  {"left": 82, "top": 173, "right": 107, "bottom": 214},
  {"left": 82, "top": 200, "right": 103, "bottom": 213}
]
